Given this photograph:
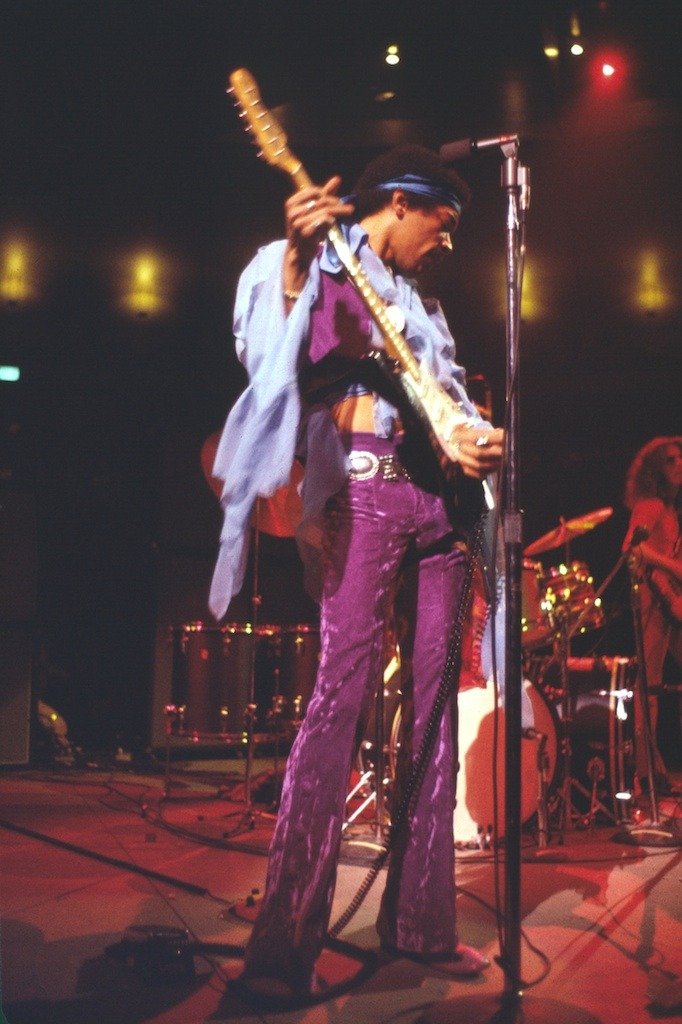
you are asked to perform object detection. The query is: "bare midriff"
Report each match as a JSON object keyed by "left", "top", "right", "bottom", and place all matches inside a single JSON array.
[
  {"left": 330, "top": 393, "right": 404, "bottom": 438},
  {"left": 329, "top": 393, "right": 377, "bottom": 434}
]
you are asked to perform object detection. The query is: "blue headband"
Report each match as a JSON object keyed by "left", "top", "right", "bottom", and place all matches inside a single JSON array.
[{"left": 368, "top": 174, "right": 463, "bottom": 216}]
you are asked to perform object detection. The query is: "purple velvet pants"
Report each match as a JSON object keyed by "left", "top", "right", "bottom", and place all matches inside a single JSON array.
[{"left": 243, "top": 433, "right": 467, "bottom": 989}]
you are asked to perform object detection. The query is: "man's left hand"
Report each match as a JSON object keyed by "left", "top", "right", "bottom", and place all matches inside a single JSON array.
[{"left": 451, "top": 425, "right": 504, "bottom": 480}]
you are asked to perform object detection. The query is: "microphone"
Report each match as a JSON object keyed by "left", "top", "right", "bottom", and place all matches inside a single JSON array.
[{"left": 440, "top": 133, "right": 519, "bottom": 162}]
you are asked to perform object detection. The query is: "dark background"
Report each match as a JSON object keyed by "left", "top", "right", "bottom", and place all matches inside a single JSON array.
[{"left": 1, "top": 1, "right": 680, "bottom": 754}]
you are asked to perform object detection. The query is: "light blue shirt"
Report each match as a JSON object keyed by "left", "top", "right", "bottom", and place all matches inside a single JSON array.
[{"left": 208, "top": 223, "right": 485, "bottom": 619}]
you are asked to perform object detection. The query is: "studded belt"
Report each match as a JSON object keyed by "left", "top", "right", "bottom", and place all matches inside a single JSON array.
[{"left": 348, "top": 450, "right": 412, "bottom": 482}]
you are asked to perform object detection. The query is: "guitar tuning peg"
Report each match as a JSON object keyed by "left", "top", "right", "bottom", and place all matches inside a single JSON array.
[{"left": 226, "top": 85, "right": 234, "bottom": 94}]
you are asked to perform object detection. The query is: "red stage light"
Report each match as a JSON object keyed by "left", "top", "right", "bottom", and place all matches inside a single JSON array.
[{"left": 591, "top": 51, "right": 624, "bottom": 87}]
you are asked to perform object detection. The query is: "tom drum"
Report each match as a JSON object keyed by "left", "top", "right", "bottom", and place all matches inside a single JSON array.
[
  {"left": 521, "top": 559, "right": 554, "bottom": 651},
  {"left": 171, "top": 622, "right": 280, "bottom": 738},
  {"left": 276, "top": 624, "right": 321, "bottom": 725}
]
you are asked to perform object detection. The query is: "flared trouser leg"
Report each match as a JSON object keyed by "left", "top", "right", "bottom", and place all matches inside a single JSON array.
[
  {"left": 243, "top": 474, "right": 412, "bottom": 988},
  {"left": 377, "top": 543, "right": 466, "bottom": 955}
]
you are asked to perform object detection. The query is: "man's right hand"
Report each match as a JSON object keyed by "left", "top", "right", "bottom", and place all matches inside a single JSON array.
[{"left": 283, "top": 177, "right": 354, "bottom": 296}]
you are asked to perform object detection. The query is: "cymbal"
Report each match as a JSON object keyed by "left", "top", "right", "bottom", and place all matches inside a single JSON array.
[{"left": 524, "top": 507, "right": 613, "bottom": 557}]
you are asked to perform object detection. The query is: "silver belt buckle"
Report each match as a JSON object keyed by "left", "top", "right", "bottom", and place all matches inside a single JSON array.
[{"left": 348, "top": 450, "right": 380, "bottom": 481}]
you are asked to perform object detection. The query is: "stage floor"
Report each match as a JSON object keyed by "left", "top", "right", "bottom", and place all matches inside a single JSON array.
[{"left": 1, "top": 757, "right": 680, "bottom": 1024}]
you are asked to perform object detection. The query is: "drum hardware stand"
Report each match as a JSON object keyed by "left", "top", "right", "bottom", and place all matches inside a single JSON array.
[
  {"left": 161, "top": 703, "right": 236, "bottom": 801},
  {"left": 521, "top": 724, "right": 569, "bottom": 861},
  {"left": 343, "top": 672, "right": 389, "bottom": 846},
  {"left": 229, "top": 500, "right": 265, "bottom": 834},
  {"left": 263, "top": 682, "right": 289, "bottom": 811},
  {"left": 534, "top": 731, "right": 551, "bottom": 848},
  {"left": 546, "top": 547, "right": 640, "bottom": 838},
  {"left": 548, "top": 613, "right": 617, "bottom": 836},
  {"left": 584, "top": 758, "right": 612, "bottom": 832},
  {"left": 160, "top": 702, "right": 200, "bottom": 800},
  {"left": 161, "top": 703, "right": 183, "bottom": 799}
]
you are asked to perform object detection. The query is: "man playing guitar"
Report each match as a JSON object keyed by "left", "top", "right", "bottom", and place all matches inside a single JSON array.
[{"left": 209, "top": 131, "right": 503, "bottom": 1006}]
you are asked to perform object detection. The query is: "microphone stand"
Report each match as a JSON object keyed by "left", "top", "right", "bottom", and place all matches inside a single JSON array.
[
  {"left": 228, "top": 501, "right": 262, "bottom": 836},
  {"left": 499, "top": 140, "right": 528, "bottom": 1016}
]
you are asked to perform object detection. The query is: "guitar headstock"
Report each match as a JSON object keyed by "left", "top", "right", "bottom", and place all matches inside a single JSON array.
[{"left": 228, "top": 68, "right": 302, "bottom": 180}]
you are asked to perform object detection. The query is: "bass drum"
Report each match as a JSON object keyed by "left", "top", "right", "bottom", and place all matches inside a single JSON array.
[
  {"left": 358, "top": 661, "right": 558, "bottom": 844},
  {"left": 356, "top": 649, "right": 404, "bottom": 778},
  {"left": 453, "top": 679, "right": 559, "bottom": 844}
]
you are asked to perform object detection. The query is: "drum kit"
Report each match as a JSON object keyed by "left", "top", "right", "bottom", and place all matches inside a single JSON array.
[
  {"left": 352, "top": 504, "right": 638, "bottom": 846},
  {"left": 164, "top": 494, "right": 635, "bottom": 844}
]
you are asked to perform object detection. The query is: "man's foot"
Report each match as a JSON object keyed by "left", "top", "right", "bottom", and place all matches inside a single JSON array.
[
  {"left": 381, "top": 942, "right": 491, "bottom": 977},
  {"left": 432, "top": 944, "right": 491, "bottom": 977}
]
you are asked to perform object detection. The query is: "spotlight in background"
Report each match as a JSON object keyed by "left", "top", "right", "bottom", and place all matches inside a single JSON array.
[
  {"left": 634, "top": 249, "right": 673, "bottom": 316},
  {"left": 123, "top": 252, "right": 168, "bottom": 318},
  {"left": 1, "top": 241, "right": 34, "bottom": 304},
  {"left": 385, "top": 44, "right": 400, "bottom": 66},
  {"left": 569, "top": 10, "right": 583, "bottom": 56},
  {"left": 591, "top": 50, "right": 626, "bottom": 86},
  {"left": 542, "top": 29, "right": 560, "bottom": 60}
]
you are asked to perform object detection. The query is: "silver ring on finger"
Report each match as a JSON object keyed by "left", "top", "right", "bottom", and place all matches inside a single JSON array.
[
  {"left": 306, "top": 199, "right": 316, "bottom": 211},
  {"left": 475, "top": 434, "right": 490, "bottom": 448}
]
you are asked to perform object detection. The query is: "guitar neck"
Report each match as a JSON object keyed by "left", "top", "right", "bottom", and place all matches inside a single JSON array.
[
  {"left": 228, "top": 67, "right": 419, "bottom": 377},
  {"left": 324, "top": 224, "right": 420, "bottom": 378}
]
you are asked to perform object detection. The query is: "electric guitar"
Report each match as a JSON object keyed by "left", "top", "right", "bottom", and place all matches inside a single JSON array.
[{"left": 228, "top": 68, "right": 493, "bottom": 518}]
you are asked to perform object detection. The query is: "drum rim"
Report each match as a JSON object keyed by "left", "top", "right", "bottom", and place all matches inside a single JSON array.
[{"left": 176, "top": 621, "right": 283, "bottom": 636}]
